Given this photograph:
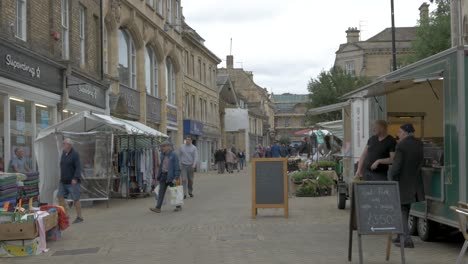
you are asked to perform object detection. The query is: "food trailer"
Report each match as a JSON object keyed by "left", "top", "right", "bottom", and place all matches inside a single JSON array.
[{"left": 341, "top": 46, "right": 467, "bottom": 241}]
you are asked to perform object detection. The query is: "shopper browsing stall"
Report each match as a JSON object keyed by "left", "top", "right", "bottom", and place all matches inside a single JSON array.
[{"left": 57, "top": 138, "right": 83, "bottom": 224}]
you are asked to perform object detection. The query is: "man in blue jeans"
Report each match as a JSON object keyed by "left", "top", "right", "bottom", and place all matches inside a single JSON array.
[
  {"left": 57, "top": 138, "right": 83, "bottom": 224},
  {"left": 150, "top": 140, "right": 182, "bottom": 213}
]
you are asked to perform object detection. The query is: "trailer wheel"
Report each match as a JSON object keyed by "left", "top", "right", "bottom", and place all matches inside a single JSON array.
[
  {"left": 417, "top": 217, "right": 435, "bottom": 241},
  {"left": 337, "top": 193, "right": 346, "bottom": 209},
  {"left": 408, "top": 216, "right": 418, "bottom": 236}
]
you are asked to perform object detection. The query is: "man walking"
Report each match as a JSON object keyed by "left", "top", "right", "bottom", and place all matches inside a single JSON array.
[
  {"left": 57, "top": 138, "right": 83, "bottom": 224},
  {"left": 150, "top": 140, "right": 182, "bottom": 213},
  {"left": 214, "top": 149, "right": 225, "bottom": 174},
  {"left": 356, "top": 120, "right": 396, "bottom": 181},
  {"left": 237, "top": 150, "right": 245, "bottom": 170},
  {"left": 389, "top": 124, "right": 425, "bottom": 248},
  {"left": 271, "top": 141, "right": 281, "bottom": 158},
  {"left": 178, "top": 136, "right": 198, "bottom": 198}
]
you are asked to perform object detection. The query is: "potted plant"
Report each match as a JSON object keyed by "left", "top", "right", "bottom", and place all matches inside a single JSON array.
[
  {"left": 292, "top": 172, "right": 307, "bottom": 184},
  {"left": 310, "top": 161, "right": 337, "bottom": 171},
  {"left": 316, "top": 173, "right": 334, "bottom": 196}
]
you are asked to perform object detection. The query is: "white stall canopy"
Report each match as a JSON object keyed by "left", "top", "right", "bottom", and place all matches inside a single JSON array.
[{"left": 35, "top": 111, "right": 167, "bottom": 204}]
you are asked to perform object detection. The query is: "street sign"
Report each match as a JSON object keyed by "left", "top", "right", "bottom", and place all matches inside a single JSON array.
[
  {"left": 251, "top": 158, "right": 288, "bottom": 218},
  {"left": 348, "top": 181, "right": 406, "bottom": 264}
]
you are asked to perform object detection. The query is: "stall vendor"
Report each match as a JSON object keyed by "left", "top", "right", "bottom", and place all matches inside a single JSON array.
[
  {"left": 10, "top": 147, "right": 31, "bottom": 174},
  {"left": 356, "top": 120, "right": 396, "bottom": 181}
]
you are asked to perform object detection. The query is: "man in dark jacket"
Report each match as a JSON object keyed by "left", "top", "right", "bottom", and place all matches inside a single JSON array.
[
  {"left": 150, "top": 140, "right": 182, "bottom": 213},
  {"left": 214, "top": 149, "right": 225, "bottom": 174},
  {"left": 57, "top": 138, "right": 83, "bottom": 224},
  {"left": 389, "top": 124, "right": 425, "bottom": 248}
]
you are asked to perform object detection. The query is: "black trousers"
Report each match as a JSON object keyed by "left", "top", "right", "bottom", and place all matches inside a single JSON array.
[{"left": 401, "top": 204, "right": 412, "bottom": 241}]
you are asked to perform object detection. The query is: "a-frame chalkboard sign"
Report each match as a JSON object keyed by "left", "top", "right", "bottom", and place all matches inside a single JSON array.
[{"left": 348, "top": 181, "right": 406, "bottom": 264}]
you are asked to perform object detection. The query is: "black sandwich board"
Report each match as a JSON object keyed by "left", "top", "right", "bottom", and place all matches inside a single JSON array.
[{"left": 348, "top": 181, "right": 406, "bottom": 264}]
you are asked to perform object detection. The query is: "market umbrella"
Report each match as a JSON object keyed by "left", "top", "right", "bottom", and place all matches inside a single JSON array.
[{"left": 294, "top": 128, "right": 313, "bottom": 136}]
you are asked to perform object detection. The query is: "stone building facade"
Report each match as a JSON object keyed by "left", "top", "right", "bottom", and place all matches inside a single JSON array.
[
  {"left": 272, "top": 93, "right": 309, "bottom": 144},
  {"left": 181, "top": 24, "right": 221, "bottom": 166},
  {"left": 218, "top": 55, "right": 275, "bottom": 152},
  {"left": 103, "top": 0, "right": 186, "bottom": 146},
  {"left": 0, "top": 0, "right": 108, "bottom": 171}
]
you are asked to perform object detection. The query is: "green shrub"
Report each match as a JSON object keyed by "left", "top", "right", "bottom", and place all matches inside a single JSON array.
[
  {"left": 317, "top": 173, "right": 334, "bottom": 189},
  {"left": 310, "top": 161, "right": 337, "bottom": 171}
]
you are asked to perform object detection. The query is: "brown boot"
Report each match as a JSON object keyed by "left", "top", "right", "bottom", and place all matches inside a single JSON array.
[{"left": 150, "top": 207, "right": 161, "bottom": 213}]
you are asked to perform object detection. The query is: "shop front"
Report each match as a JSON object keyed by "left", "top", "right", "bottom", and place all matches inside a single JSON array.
[
  {"left": 183, "top": 119, "right": 209, "bottom": 168},
  {"left": 0, "top": 40, "right": 64, "bottom": 172}
]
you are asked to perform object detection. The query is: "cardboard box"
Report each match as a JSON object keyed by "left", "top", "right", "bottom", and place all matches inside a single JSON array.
[
  {"left": 43, "top": 212, "right": 58, "bottom": 231},
  {"left": 0, "top": 221, "right": 37, "bottom": 241}
]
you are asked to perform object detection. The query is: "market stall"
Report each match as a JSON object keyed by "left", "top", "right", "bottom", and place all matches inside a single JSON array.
[{"left": 34, "top": 111, "right": 167, "bottom": 205}]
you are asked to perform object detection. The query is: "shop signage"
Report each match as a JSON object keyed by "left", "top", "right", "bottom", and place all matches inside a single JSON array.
[
  {"left": 146, "top": 95, "right": 162, "bottom": 123},
  {"left": 167, "top": 104, "right": 178, "bottom": 126},
  {"left": 67, "top": 75, "right": 106, "bottom": 109},
  {"left": 0, "top": 41, "right": 63, "bottom": 94},
  {"left": 183, "top": 120, "right": 204, "bottom": 136}
]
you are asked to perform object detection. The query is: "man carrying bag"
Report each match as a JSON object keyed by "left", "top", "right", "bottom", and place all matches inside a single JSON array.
[{"left": 150, "top": 140, "right": 182, "bottom": 213}]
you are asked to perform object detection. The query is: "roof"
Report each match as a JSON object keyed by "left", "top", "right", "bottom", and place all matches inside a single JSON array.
[
  {"left": 307, "top": 101, "right": 351, "bottom": 116},
  {"left": 366, "top": 27, "right": 417, "bottom": 42},
  {"left": 271, "top": 94, "right": 309, "bottom": 103}
]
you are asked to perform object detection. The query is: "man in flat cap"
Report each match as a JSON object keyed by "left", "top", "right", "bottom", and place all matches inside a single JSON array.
[
  {"left": 389, "top": 123, "right": 425, "bottom": 248},
  {"left": 150, "top": 140, "right": 182, "bottom": 213}
]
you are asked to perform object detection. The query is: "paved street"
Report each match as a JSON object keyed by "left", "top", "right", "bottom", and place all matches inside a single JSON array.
[{"left": 4, "top": 168, "right": 465, "bottom": 264}]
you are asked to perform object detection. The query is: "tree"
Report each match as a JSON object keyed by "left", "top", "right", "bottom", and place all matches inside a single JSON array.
[
  {"left": 402, "top": 0, "right": 451, "bottom": 65},
  {"left": 279, "top": 135, "right": 291, "bottom": 145},
  {"left": 306, "top": 67, "right": 370, "bottom": 123}
]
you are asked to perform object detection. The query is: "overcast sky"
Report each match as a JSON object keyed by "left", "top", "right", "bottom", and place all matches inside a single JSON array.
[{"left": 182, "top": 0, "right": 434, "bottom": 95}]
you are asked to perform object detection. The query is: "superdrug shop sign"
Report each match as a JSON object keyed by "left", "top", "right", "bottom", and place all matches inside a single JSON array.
[{"left": 0, "top": 41, "right": 63, "bottom": 94}]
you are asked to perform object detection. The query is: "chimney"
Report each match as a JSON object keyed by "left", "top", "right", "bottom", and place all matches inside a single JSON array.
[
  {"left": 419, "top": 2, "right": 429, "bottom": 21},
  {"left": 226, "top": 55, "right": 234, "bottom": 69},
  {"left": 345, "top": 27, "right": 360, "bottom": 43}
]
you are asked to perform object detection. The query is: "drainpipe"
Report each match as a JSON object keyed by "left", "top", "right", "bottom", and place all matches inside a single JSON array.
[{"left": 100, "top": 0, "right": 104, "bottom": 80}]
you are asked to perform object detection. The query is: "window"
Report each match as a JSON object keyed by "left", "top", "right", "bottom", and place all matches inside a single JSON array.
[
  {"left": 166, "top": 57, "right": 176, "bottom": 104},
  {"left": 191, "top": 95, "right": 196, "bottom": 119},
  {"left": 208, "top": 66, "right": 212, "bottom": 85},
  {"left": 203, "top": 63, "right": 206, "bottom": 83},
  {"left": 345, "top": 61, "right": 355, "bottom": 76},
  {"left": 198, "top": 58, "right": 202, "bottom": 81},
  {"left": 185, "top": 93, "right": 190, "bottom": 117},
  {"left": 15, "top": 0, "right": 27, "bottom": 41},
  {"left": 284, "top": 117, "right": 290, "bottom": 127},
  {"left": 79, "top": 5, "right": 86, "bottom": 65},
  {"left": 157, "top": 0, "right": 163, "bottom": 14},
  {"left": 103, "top": 26, "right": 108, "bottom": 74},
  {"left": 184, "top": 51, "right": 189, "bottom": 74},
  {"left": 199, "top": 98, "right": 203, "bottom": 121},
  {"left": 210, "top": 102, "right": 213, "bottom": 123},
  {"left": 147, "top": 0, "right": 154, "bottom": 8},
  {"left": 175, "top": 0, "right": 180, "bottom": 29},
  {"left": 145, "top": 47, "right": 159, "bottom": 97},
  {"left": 61, "top": 0, "right": 69, "bottom": 59},
  {"left": 166, "top": 0, "right": 172, "bottom": 24},
  {"left": 118, "top": 29, "right": 137, "bottom": 89},
  {"left": 204, "top": 100, "right": 208, "bottom": 122},
  {"left": 191, "top": 55, "right": 195, "bottom": 76}
]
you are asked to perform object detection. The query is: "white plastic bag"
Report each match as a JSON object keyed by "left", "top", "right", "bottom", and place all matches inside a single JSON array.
[{"left": 169, "top": 186, "right": 184, "bottom": 206}]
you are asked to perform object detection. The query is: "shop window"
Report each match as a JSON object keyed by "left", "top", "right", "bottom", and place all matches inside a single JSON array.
[
  {"left": 145, "top": 47, "right": 159, "bottom": 97},
  {"left": 15, "top": 0, "right": 27, "bottom": 41},
  {"left": 118, "top": 29, "right": 137, "bottom": 89},
  {"left": 9, "top": 97, "right": 33, "bottom": 172},
  {"left": 35, "top": 104, "right": 54, "bottom": 133},
  {"left": 79, "top": 5, "right": 86, "bottom": 66},
  {"left": 165, "top": 57, "right": 176, "bottom": 104},
  {"left": 61, "top": 0, "right": 69, "bottom": 59}
]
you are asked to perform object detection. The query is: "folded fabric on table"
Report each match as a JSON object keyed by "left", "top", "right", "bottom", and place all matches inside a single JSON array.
[
  {"left": 25, "top": 191, "right": 39, "bottom": 198},
  {"left": 0, "top": 183, "right": 17, "bottom": 191},
  {"left": 0, "top": 187, "right": 17, "bottom": 196},
  {"left": 0, "top": 192, "right": 18, "bottom": 201},
  {"left": 24, "top": 172, "right": 39, "bottom": 180},
  {"left": 23, "top": 186, "right": 39, "bottom": 192},
  {"left": 0, "top": 175, "right": 17, "bottom": 186},
  {"left": 23, "top": 179, "right": 39, "bottom": 186}
]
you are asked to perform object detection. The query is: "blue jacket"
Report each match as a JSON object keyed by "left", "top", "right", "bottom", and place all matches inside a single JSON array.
[
  {"left": 271, "top": 144, "right": 281, "bottom": 158},
  {"left": 157, "top": 151, "right": 181, "bottom": 183}
]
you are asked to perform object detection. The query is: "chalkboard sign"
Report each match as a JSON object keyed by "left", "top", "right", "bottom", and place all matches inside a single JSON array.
[
  {"left": 354, "top": 181, "right": 403, "bottom": 235},
  {"left": 251, "top": 158, "right": 288, "bottom": 218},
  {"left": 348, "top": 181, "right": 406, "bottom": 264}
]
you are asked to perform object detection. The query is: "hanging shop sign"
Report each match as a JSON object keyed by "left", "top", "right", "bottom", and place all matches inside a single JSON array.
[
  {"left": 0, "top": 41, "right": 63, "bottom": 94},
  {"left": 67, "top": 75, "right": 107, "bottom": 109},
  {"left": 183, "top": 120, "right": 204, "bottom": 136}
]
